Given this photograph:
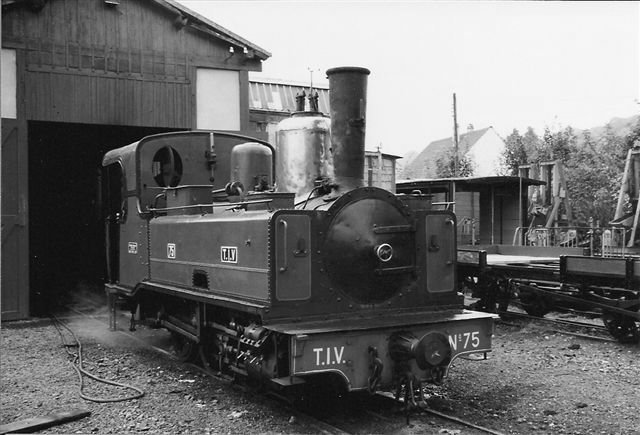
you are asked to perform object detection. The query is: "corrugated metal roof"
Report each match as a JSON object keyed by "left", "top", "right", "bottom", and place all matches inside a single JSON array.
[{"left": 249, "top": 80, "right": 330, "bottom": 114}]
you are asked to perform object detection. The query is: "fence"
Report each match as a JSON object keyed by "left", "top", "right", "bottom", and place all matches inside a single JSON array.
[{"left": 512, "top": 226, "right": 631, "bottom": 257}]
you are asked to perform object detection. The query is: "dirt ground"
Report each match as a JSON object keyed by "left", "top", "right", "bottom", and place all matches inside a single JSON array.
[{"left": 1, "top": 310, "right": 639, "bottom": 434}]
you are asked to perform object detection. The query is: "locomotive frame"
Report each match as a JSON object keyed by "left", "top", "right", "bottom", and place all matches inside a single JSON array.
[{"left": 102, "top": 67, "right": 496, "bottom": 399}]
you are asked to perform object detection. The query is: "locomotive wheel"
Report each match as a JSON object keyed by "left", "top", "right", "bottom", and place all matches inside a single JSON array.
[
  {"left": 170, "top": 331, "right": 198, "bottom": 362},
  {"left": 602, "top": 314, "right": 640, "bottom": 344},
  {"left": 199, "top": 340, "right": 222, "bottom": 375}
]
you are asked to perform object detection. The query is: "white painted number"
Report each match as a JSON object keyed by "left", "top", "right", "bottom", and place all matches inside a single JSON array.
[
  {"left": 128, "top": 242, "right": 138, "bottom": 254},
  {"left": 448, "top": 331, "right": 480, "bottom": 351},
  {"left": 313, "top": 346, "right": 346, "bottom": 366},
  {"left": 167, "top": 243, "right": 176, "bottom": 259}
]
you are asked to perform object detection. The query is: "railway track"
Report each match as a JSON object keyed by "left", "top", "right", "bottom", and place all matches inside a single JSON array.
[
  {"left": 496, "top": 310, "right": 618, "bottom": 342},
  {"left": 64, "top": 302, "right": 506, "bottom": 434},
  {"left": 296, "top": 389, "right": 506, "bottom": 435}
]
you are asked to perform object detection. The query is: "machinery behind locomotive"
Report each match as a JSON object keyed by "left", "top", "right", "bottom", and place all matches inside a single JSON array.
[{"left": 102, "top": 67, "right": 495, "bottom": 397}]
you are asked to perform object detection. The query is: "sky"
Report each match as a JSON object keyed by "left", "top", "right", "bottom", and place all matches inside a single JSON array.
[{"left": 179, "top": 1, "right": 640, "bottom": 157}]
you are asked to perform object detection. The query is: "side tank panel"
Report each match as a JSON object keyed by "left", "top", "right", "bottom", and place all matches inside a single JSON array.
[
  {"left": 425, "top": 213, "right": 456, "bottom": 292},
  {"left": 149, "top": 211, "right": 271, "bottom": 302}
]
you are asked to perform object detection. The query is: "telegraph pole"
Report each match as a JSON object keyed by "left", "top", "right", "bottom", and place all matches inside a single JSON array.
[{"left": 452, "top": 93, "right": 459, "bottom": 177}]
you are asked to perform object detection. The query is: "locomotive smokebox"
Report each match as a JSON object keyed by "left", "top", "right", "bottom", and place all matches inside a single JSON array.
[{"left": 326, "top": 66, "right": 370, "bottom": 192}]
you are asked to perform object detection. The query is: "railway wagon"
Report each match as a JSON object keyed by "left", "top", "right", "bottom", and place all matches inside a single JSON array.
[
  {"left": 457, "top": 247, "right": 640, "bottom": 342},
  {"left": 102, "top": 67, "right": 496, "bottom": 399}
]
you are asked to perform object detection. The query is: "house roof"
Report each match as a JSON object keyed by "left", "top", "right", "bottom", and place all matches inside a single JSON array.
[
  {"left": 2, "top": 0, "right": 272, "bottom": 60},
  {"left": 403, "top": 127, "right": 492, "bottom": 179}
]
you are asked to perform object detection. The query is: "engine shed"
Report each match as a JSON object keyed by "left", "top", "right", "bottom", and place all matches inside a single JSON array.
[
  {"left": 396, "top": 176, "right": 545, "bottom": 246},
  {"left": 1, "top": 0, "right": 270, "bottom": 319}
]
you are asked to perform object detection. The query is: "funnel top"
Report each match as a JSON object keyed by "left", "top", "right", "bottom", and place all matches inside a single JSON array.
[{"left": 326, "top": 66, "right": 370, "bottom": 76}]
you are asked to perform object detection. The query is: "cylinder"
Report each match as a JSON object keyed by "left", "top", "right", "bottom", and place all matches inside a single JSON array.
[
  {"left": 326, "top": 66, "right": 370, "bottom": 192},
  {"left": 230, "top": 142, "right": 273, "bottom": 192},
  {"left": 275, "top": 114, "right": 333, "bottom": 201}
]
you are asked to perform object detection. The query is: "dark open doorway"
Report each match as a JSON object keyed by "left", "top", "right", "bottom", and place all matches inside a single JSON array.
[{"left": 28, "top": 121, "right": 181, "bottom": 314}]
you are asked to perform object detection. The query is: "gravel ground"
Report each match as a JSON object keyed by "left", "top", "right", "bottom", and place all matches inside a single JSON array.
[
  {"left": 0, "top": 315, "right": 321, "bottom": 434},
  {"left": 1, "top": 310, "right": 639, "bottom": 434},
  {"left": 433, "top": 320, "right": 640, "bottom": 435}
]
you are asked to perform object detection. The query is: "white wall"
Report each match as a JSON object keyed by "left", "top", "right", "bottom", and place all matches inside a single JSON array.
[
  {"left": 196, "top": 68, "right": 240, "bottom": 130},
  {"left": 467, "top": 128, "right": 504, "bottom": 176},
  {"left": 2, "top": 48, "right": 17, "bottom": 119}
]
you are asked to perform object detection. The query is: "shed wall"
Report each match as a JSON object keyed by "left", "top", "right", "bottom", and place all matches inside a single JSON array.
[
  {"left": 1, "top": 0, "right": 265, "bottom": 319},
  {"left": 2, "top": 0, "right": 261, "bottom": 128}
]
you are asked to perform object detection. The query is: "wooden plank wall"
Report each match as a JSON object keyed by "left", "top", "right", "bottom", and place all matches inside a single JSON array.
[
  {"left": 477, "top": 185, "right": 523, "bottom": 245},
  {"left": 2, "top": 0, "right": 262, "bottom": 128}
]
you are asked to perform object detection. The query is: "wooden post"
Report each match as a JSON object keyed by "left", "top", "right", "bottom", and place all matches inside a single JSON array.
[
  {"left": 452, "top": 93, "right": 459, "bottom": 177},
  {"left": 615, "top": 148, "right": 634, "bottom": 221}
]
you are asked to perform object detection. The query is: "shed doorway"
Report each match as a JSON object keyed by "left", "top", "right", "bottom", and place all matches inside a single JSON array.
[{"left": 28, "top": 121, "right": 179, "bottom": 315}]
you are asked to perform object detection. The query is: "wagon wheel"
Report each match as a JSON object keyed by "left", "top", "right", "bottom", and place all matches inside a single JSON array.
[
  {"left": 170, "top": 331, "right": 198, "bottom": 362},
  {"left": 519, "top": 290, "right": 551, "bottom": 318},
  {"left": 474, "top": 280, "right": 512, "bottom": 315},
  {"left": 602, "top": 313, "right": 640, "bottom": 344}
]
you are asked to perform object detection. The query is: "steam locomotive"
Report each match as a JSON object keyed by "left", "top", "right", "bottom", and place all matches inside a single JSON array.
[{"left": 102, "top": 67, "right": 495, "bottom": 399}]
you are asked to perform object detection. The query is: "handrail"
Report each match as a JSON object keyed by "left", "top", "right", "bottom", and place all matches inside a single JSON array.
[{"left": 148, "top": 199, "right": 273, "bottom": 214}]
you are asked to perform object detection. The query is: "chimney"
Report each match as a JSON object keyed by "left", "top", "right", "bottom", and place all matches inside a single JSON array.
[
  {"left": 326, "top": 66, "right": 370, "bottom": 192},
  {"left": 294, "top": 90, "right": 306, "bottom": 112}
]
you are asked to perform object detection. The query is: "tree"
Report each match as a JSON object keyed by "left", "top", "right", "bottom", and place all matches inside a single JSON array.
[
  {"left": 499, "top": 118, "right": 640, "bottom": 227},
  {"left": 435, "top": 148, "right": 475, "bottom": 178},
  {"left": 540, "top": 126, "right": 577, "bottom": 163},
  {"left": 564, "top": 129, "right": 619, "bottom": 225},
  {"left": 624, "top": 116, "right": 640, "bottom": 149},
  {"left": 500, "top": 129, "right": 528, "bottom": 175},
  {"left": 522, "top": 127, "right": 542, "bottom": 162}
]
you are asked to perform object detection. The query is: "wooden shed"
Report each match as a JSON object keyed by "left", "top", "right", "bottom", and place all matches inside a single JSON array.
[
  {"left": 397, "top": 176, "right": 545, "bottom": 246},
  {"left": 1, "top": 0, "right": 270, "bottom": 319}
]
